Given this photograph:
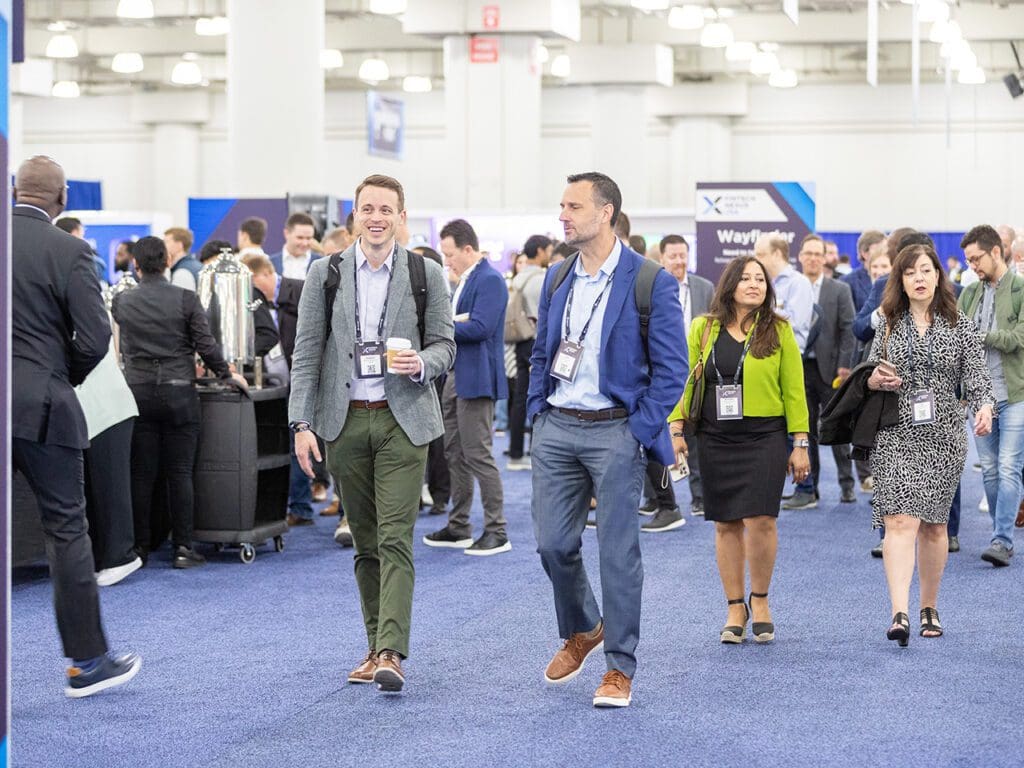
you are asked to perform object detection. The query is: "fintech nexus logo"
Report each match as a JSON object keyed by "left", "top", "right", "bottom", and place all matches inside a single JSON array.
[{"left": 696, "top": 189, "right": 787, "bottom": 223}]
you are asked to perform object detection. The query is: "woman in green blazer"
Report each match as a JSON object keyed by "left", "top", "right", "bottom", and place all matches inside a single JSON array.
[{"left": 668, "top": 256, "right": 810, "bottom": 644}]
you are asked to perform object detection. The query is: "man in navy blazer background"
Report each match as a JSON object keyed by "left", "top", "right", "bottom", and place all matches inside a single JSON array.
[
  {"left": 424, "top": 219, "right": 510, "bottom": 555},
  {"left": 270, "top": 212, "right": 321, "bottom": 278},
  {"left": 527, "top": 172, "right": 687, "bottom": 708}
]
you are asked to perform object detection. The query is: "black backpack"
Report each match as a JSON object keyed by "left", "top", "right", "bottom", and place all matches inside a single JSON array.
[
  {"left": 546, "top": 252, "right": 662, "bottom": 363},
  {"left": 323, "top": 250, "right": 428, "bottom": 345}
]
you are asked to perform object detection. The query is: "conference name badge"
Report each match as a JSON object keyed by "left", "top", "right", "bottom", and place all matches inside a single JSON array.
[
  {"left": 355, "top": 342, "right": 386, "bottom": 379},
  {"left": 911, "top": 389, "right": 936, "bottom": 425},
  {"left": 716, "top": 384, "right": 743, "bottom": 421},
  {"left": 551, "top": 340, "right": 584, "bottom": 383}
]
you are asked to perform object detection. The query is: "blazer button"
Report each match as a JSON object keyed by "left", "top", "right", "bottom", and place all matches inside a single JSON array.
[
  {"left": 348, "top": 352, "right": 353, "bottom": 359},
  {"left": 345, "top": 382, "right": 350, "bottom": 388}
]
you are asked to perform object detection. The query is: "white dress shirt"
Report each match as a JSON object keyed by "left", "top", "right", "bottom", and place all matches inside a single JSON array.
[
  {"left": 350, "top": 242, "right": 394, "bottom": 402},
  {"left": 282, "top": 248, "right": 312, "bottom": 280}
]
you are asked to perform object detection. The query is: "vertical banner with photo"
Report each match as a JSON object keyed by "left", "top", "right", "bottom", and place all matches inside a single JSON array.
[
  {"left": 694, "top": 181, "right": 816, "bottom": 284},
  {"left": 366, "top": 91, "right": 405, "bottom": 160},
  {"left": 2, "top": 2, "right": 12, "bottom": 764}
]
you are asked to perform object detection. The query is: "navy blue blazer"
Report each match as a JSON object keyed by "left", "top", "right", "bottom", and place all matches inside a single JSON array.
[
  {"left": 269, "top": 250, "right": 322, "bottom": 277},
  {"left": 853, "top": 276, "right": 887, "bottom": 343},
  {"left": 527, "top": 246, "right": 688, "bottom": 466},
  {"left": 841, "top": 267, "right": 873, "bottom": 312},
  {"left": 453, "top": 258, "right": 509, "bottom": 400}
]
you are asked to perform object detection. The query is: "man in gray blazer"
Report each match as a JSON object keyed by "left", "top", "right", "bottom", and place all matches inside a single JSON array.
[
  {"left": 785, "top": 233, "right": 857, "bottom": 509},
  {"left": 289, "top": 174, "right": 455, "bottom": 693}
]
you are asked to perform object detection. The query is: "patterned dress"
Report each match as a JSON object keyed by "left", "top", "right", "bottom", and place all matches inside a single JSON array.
[{"left": 868, "top": 310, "right": 994, "bottom": 528}]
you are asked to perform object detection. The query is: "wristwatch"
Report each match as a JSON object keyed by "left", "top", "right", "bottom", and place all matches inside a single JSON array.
[
  {"left": 793, "top": 438, "right": 810, "bottom": 449},
  {"left": 289, "top": 421, "right": 311, "bottom": 434}
]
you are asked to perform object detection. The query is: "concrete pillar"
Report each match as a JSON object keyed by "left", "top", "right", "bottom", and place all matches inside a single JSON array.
[
  {"left": 590, "top": 87, "right": 649, "bottom": 208},
  {"left": 668, "top": 116, "right": 732, "bottom": 209},
  {"left": 152, "top": 123, "right": 200, "bottom": 225},
  {"left": 227, "top": 0, "right": 325, "bottom": 195},
  {"left": 444, "top": 35, "right": 542, "bottom": 209}
]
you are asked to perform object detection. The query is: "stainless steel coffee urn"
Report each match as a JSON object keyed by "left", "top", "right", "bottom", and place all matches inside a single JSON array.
[
  {"left": 103, "top": 272, "right": 138, "bottom": 365},
  {"left": 197, "top": 249, "right": 255, "bottom": 371}
]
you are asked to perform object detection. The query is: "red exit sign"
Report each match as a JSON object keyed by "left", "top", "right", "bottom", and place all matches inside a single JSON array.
[
  {"left": 469, "top": 36, "right": 499, "bottom": 64},
  {"left": 482, "top": 5, "right": 500, "bottom": 30}
]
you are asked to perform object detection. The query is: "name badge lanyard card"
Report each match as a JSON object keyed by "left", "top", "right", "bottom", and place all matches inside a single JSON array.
[
  {"left": 550, "top": 269, "right": 616, "bottom": 383},
  {"left": 905, "top": 313, "right": 936, "bottom": 425},
  {"left": 354, "top": 266, "right": 393, "bottom": 379},
  {"left": 709, "top": 328, "right": 753, "bottom": 421}
]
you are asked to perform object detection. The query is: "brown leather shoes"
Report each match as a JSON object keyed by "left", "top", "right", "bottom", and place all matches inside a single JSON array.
[
  {"left": 348, "top": 650, "right": 376, "bottom": 684},
  {"left": 1016, "top": 499, "right": 1024, "bottom": 528},
  {"left": 544, "top": 621, "right": 604, "bottom": 684},
  {"left": 373, "top": 649, "right": 405, "bottom": 692},
  {"left": 286, "top": 513, "right": 314, "bottom": 527},
  {"left": 593, "top": 670, "right": 632, "bottom": 708},
  {"left": 319, "top": 498, "right": 340, "bottom": 516}
]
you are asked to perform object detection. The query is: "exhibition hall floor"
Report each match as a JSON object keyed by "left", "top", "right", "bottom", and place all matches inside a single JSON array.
[{"left": 11, "top": 435, "right": 1024, "bottom": 768}]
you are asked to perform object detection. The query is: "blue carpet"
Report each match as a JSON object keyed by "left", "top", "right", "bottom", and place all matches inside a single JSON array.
[{"left": 11, "top": 434, "right": 1024, "bottom": 768}]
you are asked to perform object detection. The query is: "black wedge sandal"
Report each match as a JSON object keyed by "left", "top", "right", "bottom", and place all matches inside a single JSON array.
[
  {"left": 748, "top": 592, "right": 775, "bottom": 643},
  {"left": 920, "top": 607, "right": 943, "bottom": 638},
  {"left": 887, "top": 612, "right": 910, "bottom": 647},
  {"left": 720, "top": 598, "right": 748, "bottom": 644}
]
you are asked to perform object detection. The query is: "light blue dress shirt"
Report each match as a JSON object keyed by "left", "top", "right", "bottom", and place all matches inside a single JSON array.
[
  {"left": 350, "top": 242, "right": 394, "bottom": 402},
  {"left": 547, "top": 239, "right": 621, "bottom": 411},
  {"left": 773, "top": 264, "right": 814, "bottom": 353}
]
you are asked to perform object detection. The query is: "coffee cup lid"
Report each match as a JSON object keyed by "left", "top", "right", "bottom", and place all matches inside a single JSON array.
[{"left": 386, "top": 337, "right": 412, "bottom": 348}]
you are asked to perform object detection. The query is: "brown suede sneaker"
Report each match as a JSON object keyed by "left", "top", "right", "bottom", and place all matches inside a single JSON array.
[
  {"left": 593, "top": 670, "right": 632, "bottom": 708},
  {"left": 544, "top": 621, "right": 604, "bottom": 684},
  {"left": 373, "top": 649, "right": 405, "bottom": 692},
  {"left": 347, "top": 650, "right": 376, "bottom": 684}
]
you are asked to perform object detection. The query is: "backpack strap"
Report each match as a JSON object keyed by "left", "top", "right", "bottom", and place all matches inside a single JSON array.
[
  {"left": 634, "top": 258, "right": 661, "bottom": 364},
  {"left": 546, "top": 253, "right": 578, "bottom": 299},
  {"left": 323, "top": 251, "right": 344, "bottom": 342},
  {"left": 406, "top": 250, "right": 428, "bottom": 347}
]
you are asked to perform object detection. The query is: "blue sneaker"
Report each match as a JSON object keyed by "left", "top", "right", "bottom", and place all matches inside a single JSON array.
[{"left": 65, "top": 653, "right": 142, "bottom": 698}]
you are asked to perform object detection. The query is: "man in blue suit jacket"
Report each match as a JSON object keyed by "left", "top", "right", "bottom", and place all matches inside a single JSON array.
[
  {"left": 269, "top": 212, "right": 322, "bottom": 278},
  {"left": 424, "top": 219, "right": 511, "bottom": 556},
  {"left": 527, "top": 172, "right": 687, "bottom": 709}
]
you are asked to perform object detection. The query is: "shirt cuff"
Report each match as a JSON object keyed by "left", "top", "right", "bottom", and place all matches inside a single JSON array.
[
  {"left": 410, "top": 354, "right": 426, "bottom": 383},
  {"left": 870, "top": 309, "right": 882, "bottom": 329}
]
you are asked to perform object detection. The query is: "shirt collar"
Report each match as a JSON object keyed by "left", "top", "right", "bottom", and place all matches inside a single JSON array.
[
  {"left": 355, "top": 239, "right": 395, "bottom": 273},
  {"left": 283, "top": 247, "right": 310, "bottom": 261},
  {"left": 573, "top": 238, "right": 622, "bottom": 279},
  {"left": 15, "top": 203, "right": 52, "bottom": 221},
  {"left": 459, "top": 256, "right": 483, "bottom": 283},
  {"left": 811, "top": 274, "right": 824, "bottom": 289}
]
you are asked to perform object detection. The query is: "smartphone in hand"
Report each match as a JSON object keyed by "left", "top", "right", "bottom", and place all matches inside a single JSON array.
[
  {"left": 877, "top": 360, "right": 898, "bottom": 377},
  {"left": 670, "top": 455, "right": 690, "bottom": 482}
]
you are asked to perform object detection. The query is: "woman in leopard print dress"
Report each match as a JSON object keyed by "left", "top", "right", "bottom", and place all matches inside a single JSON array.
[{"left": 867, "top": 243, "right": 993, "bottom": 646}]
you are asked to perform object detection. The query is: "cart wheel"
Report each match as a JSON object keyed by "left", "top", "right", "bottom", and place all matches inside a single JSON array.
[
  {"left": 213, "top": 543, "right": 224, "bottom": 553},
  {"left": 240, "top": 544, "right": 256, "bottom": 564},
  {"left": 274, "top": 535, "right": 285, "bottom": 552}
]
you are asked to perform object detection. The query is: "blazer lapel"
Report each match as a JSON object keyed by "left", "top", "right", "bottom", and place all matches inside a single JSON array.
[
  {"left": 547, "top": 266, "right": 573, "bottom": 362},
  {"left": 384, "top": 245, "right": 410, "bottom": 341},
  {"left": 599, "top": 253, "right": 637, "bottom": 353}
]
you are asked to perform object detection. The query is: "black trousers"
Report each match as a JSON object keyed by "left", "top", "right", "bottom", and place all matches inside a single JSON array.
[
  {"left": 802, "top": 359, "right": 855, "bottom": 493},
  {"left": 85, "top": 418, "right": 137, "bottom": 570},
  {"left": 13, "top": 438, "right": 108, "bottom": 659},
  {"left": 508, "top": 339, "right": 533, "bottom": 459},
  {"left": 643, "top": 461, "right": 678, "bottom": 509},
  {"left": 129, "top": 383, "right": 201, "bottom": 550},
  {"left": 425, "top": 374, "right": 451, "bottom": 508}
]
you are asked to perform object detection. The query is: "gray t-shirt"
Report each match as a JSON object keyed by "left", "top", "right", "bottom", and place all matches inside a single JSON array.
[
  {"left": 978, "top": 278, "right": 1009, "bottom": 403},
  {"left": 511, "top": 264, "right": 546, "bottom": 321}
]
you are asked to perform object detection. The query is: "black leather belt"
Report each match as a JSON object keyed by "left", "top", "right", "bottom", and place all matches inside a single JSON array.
[
  {"left": 556, "top": 407, "right": 628, "bottom": 422},
  {"left": 350, "top": 400, "right": 389, "bottom": 410}
]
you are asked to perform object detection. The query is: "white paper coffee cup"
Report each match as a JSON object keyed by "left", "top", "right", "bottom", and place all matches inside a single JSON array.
[{"left": 386, "top": 337, "right": 412, "bottom": 372}]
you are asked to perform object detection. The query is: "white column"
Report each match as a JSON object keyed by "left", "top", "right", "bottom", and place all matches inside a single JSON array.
[
  {"left": 667, "top": 116, "right": 732, "bottom": 209},
  {"left": 152, "top": 123, "right": 200, "bottom": 225},
  {"left": 590, "top": 87, "right": 649, "bottom": 208},
  {"left": 444, "top": 35, "right": 542, "bottom": 209},
  {"left": 227, "top": 0, "right": 325, "bottom": 195}
]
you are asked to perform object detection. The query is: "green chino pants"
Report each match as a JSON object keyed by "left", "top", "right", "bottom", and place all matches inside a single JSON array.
[{"left": 328, "top": 407, "right": 427, "bottom": 658}]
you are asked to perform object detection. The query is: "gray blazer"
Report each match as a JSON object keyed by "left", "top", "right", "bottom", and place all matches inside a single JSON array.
[
  {"left": 288, "top": 243, "right": 456, "bottom": 446},
  {"left": 808, "top": 277, "right": 855, "bottom": 384},
  {"left": 688, "top": 274, "right": 715, "bottom": 317}
]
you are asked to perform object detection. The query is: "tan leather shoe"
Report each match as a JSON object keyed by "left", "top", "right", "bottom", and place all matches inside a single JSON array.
[
  {"left": 544, "top": 621, "right": 604, "bottom": 684},
  {"left": 373, "top": 649, "right": 405, "bottom": 692},
  {"left": 347, "top": 650, "right": 376, "bottom": 684},
  {"left": 320, "top": 497, "right": 340, "bottom": 516},
  {"left": 1016, "top": 498, "right": 1024, "bottom": 528},
  {"left": 593, "top": 670, "right": 632, "bottom": 708},
  {"left": 312, "top": 482, "right": 329, "bottom": 502}
]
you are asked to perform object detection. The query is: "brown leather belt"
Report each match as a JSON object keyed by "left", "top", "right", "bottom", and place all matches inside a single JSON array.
[
  {"left": 349, "top": 399, "right": 389, "bottom": 410},
  {"left": 556, "top": 407, "right": 628, "bottom": 422}
]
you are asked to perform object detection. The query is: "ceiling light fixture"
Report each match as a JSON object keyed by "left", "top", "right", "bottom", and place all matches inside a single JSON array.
[
  {"left": 116, "top": 0, "right": 154, "bottom": 19},
  {"left": 667, "top": 5, "right": 705, "bottom": 30},
  {"left": 368, "top": 0, "right": 407, "bottom": 14},
  {"left": 320, "top": 49, "right": 344, "bottom": 69},
  {"left": 725, "top": 41, "right": 757, "bottom": 62},
  {"left": 535, "top": 43, "right": 550, "bottom": 64},
  {"left": 402, "top": 75, "right": 432, "bottom": 93},
  {"left": 930, "top": 19, "right": 961, "bottom": 44},
  {"left": 550, "top": 54, "right": 571, "bottom": 78},
  {"left": 630, "top": 0, "right": 669, "bottom": 10},
  {"left": 171, "top": 54, "right": 203, "bottom": 85},
  {"left": 700, "top": 22, "right": 733, "bottom": 49},
  {"left": 769, "top": 68, "right": 798, "bottom": 88},
  {"left": 940, "top": 36, "right": 970, "bottom": 60},
  {"left": 52, "top": 80, "right": 81, "bottom": 98},
  {"left": 950, "top": 47, "right": 977, "bottom": 72},
  {"left": 358, "top": 57, "right": 390, "bottom": 84},
  {"left": 750, "top": 50, "right": 780, "bottom": 76},
  {"left": 45, "top": 32, "right": 79, "bottom": 58},
  {"left": 111, "top": 52, "right": 144, "bottom": 73},
  {"left": 917, "top": 0, "right": 950, "bottom": 24},
  {"left": 958, "top": 66, "right": 986, "bottom": 85},
  {"left": 195, "top": 16, "right": 229, "bottom": 36}
]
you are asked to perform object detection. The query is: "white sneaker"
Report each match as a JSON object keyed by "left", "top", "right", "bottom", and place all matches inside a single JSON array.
[
  {"left": 507, "top": 457, "right": 532, "bottom": 471},
  {"left": 95, "top": 557, "right": 142, "bottom": 587},
  {"left": 979, "top": 496, "right": 990, "bottom": 513},
  {"left": 420, "top": 483, "right": 434, "bottom": 508}
]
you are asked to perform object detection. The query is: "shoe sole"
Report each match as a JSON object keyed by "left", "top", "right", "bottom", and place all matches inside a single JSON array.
[
  {"left": 638, "top": 509, "right": 657, "bottom": 517},
  {"left": 334, "top": 536, "right": 354, "bottom": 547},
  {"left": 720, "top": 631, "right": 745, "bottom": 644},
  {"left": 641, "top": 519, "right": 686, "bottom": 533},
  {"left": 422, "top": 537, "right": 473, "bottom": 549},
  {"left": 373, "top": 669, "right": 404, "bottom": 692},
  {"left": 782, "top": 503, "right": 818, "bottom": 510},
  {"left": 172, "top": 560, "right": 206, "bottom": 569},
  {"left": 464, "top": 542, "right": 512, "bottom": 556},
  {"left": 96, "top": 558, "right": 143, "bottom": 587},
  {"left": 507, "top": 465, "right": 531, "bottom": 472},
  {"left": 981, "top": 553, "right": 1011, "bottom": 567},
  {"left": 347, "top": 674, "right": 375, "bottom": 684},
  {"left": 593, "top": 694, "right": 631, "bottom": 708},
  {"left": 544, "top": 640, "right": 604, "bottom": 685},
  {"left": 871, "top": 550, "right": 884, "bottom": 559},
  {"left": 754, "top": 632, "right": 775, "bottom": 643},
  {"left": 65, "top": 657, "right": 142, "bottom": 698}
]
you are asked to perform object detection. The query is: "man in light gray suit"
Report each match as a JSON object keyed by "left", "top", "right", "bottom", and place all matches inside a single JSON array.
[
  {"left": 289, "top": 174, "right": 455, "bottom": 693},
  {"left": 785, "top": 233, "right": 857, "bottom": 509}
]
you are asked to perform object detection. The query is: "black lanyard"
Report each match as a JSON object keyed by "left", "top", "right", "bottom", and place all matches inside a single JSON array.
[
  {"left": 354, "top": 257, "right": 394, "bottom": 343},
  {"left": 905, "top": 313, "right": 935, "bottom": 386},
  {"left": 710, "top": 325, "right": 754, "bottom": 385},
  {"left": 564, "top": 268, "right": 616, "bottom": 345}
]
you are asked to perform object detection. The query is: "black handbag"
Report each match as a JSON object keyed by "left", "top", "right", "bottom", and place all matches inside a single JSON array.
[{"left": 682, "top": 320, "right": 714, "bottom": 428}]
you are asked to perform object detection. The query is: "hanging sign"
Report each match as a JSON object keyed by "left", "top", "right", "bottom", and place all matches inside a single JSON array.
[
  {"left": 483, "top": 5, "right": 500, "bottom": 30},
  {"left": 470, "top": 37, "right": 499, "bottom": 64}
]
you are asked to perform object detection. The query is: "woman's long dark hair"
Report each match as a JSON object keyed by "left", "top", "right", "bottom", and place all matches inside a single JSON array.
[
  {"left": 881, "top": 244, "right": 958, "bottom": 328},
  {"left": 705, "top": 256, "right": 784, "bottom": 358}
]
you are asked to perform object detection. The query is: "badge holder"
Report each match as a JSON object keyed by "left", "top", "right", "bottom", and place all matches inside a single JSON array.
[
  {"left": 716, "top": 384, "right": 743, "bottom": 420},
  {"left": 355, "top": 341, "right": 386, "bottom": 379},
  {"left": 911, "top": 389, "right": 935, "bottom": 425},
  {"left": 551, "top": 340, "right": 584, "bottom": 383}
]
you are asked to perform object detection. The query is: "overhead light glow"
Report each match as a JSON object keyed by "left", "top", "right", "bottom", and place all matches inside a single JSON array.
[
  {"left": 750, "top": 51, "right": 780, "bottom": 76},
  {"left": 957, "top": 65, "right": 986, "bottom": 85},
  {"left": 52, "top": 80, "right": 81, "bottom": 98},
  {"left": 700, "top": 22, "right": 733, "bottom": 49},
  {"left": 45, "top": 33, "right": 78, "bottom": 58},
  {"left": 550, "top": 54, "right": 571, "bottom": 78},
  {"left": 940, "top": 36, "right": 970, "bottom": 60},
  {"left": 630, "top": 0, "right": 669, "bottom": 10},
  {"left": 171, "top": 57, "right": 203, "bottom": 85},
  {"left": 195, "top": 16, "right": 229, "bottom": 36},
  {"left": 402, "top": 76, "right": 432, "bottom": 93},
  {"left": 111, "top": 52, "right": 144, "bottom": 73},
  {"left": 368, "top": 0, "right": 407, "bottom": 14},
  {"left": 320, "top": 49, "right": 345, "bottom": 69},
  {"left": 930, "top": 19, "right": 961, "bottom": 44},
  {"left": 116, "top": 0, "right": 154, "bottom": 19},
  {"left": 535, "top": 43, "right": 550, "bottom": 64},
  {"left": 950, "top": 47, "right": 977, "bottom": 71},
  {"left": 716, "top": 7, "right": 735, "bottom": 18},
  {"left": 358, "top": 57, "right": 390, "bottom": 84},
  {"left": 769, "top": 68, "right": 798, "bottom": 88},
  {"left": 667, "top": 5, "right": 705, "bottom": 30},
  {"left": 917, "top": 0, "right": 950, "bottom": 24},
  {"left": 725, "top": 41, "right": 757, "bottom": 62}
]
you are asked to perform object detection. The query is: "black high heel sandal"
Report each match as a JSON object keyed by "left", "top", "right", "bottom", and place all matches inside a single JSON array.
[
  {"left": 920, "top": 607, "right": 943, "bottom": 637},
  {"left": 748, "top": 592, "right": 775, "bottom": 643},
  {"left": 720, "top": 598, "right": 748, "bottom": 644},
  {"left": 887, "top": 612, "right": 910, "bottom": 647}
]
